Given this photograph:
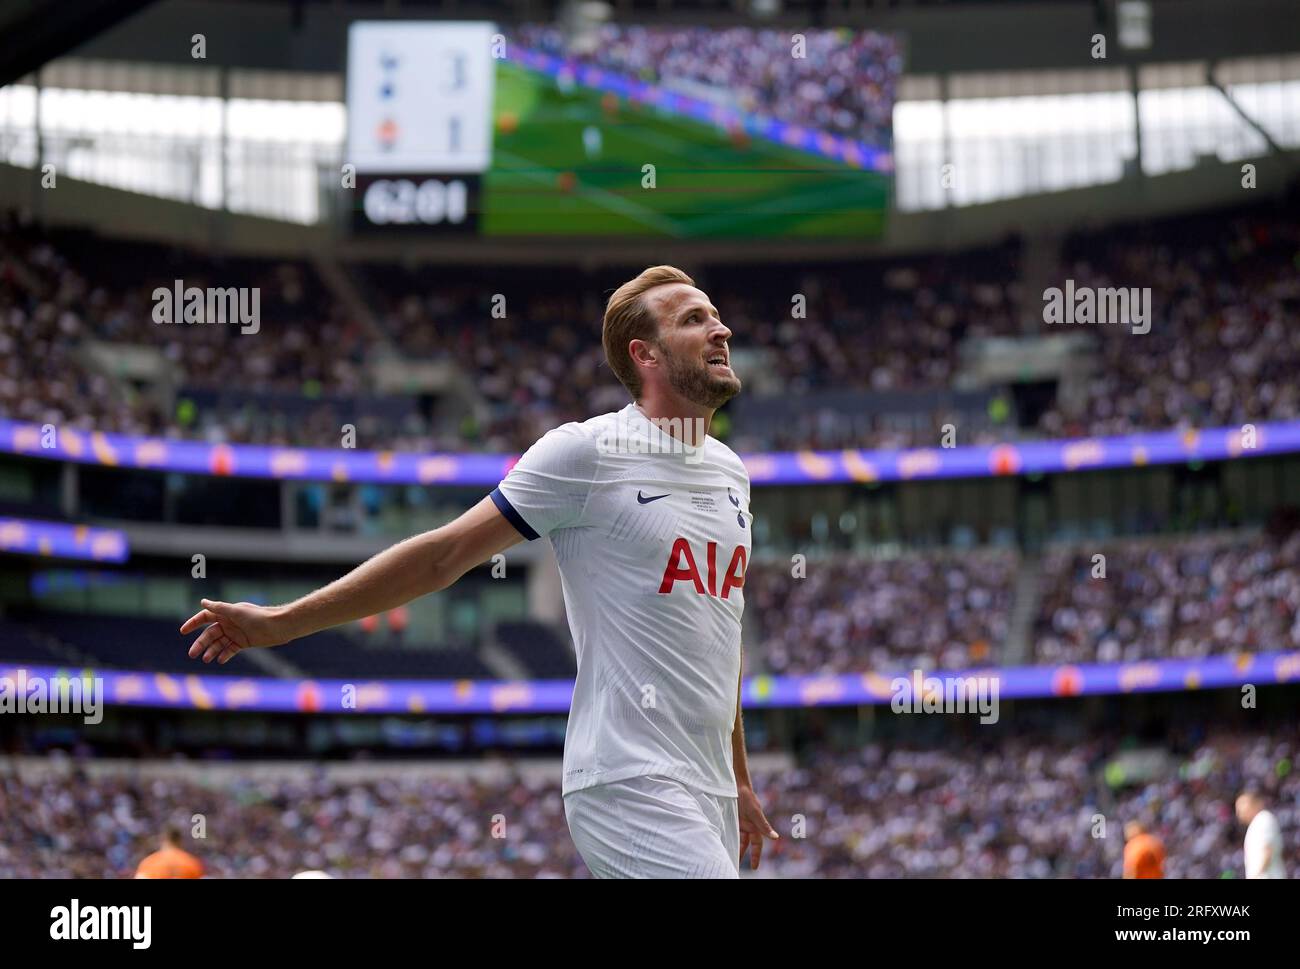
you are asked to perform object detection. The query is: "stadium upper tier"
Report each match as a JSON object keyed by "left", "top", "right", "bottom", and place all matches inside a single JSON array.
[
  {"left": 4, "top": 531, "right": 1299, "bottom": 683},
  {"left": 1, "top": 197, "right": 1297, "bottom": 456},
  {"left": 752, "top": 530, "right": 1300, "bottom": 676}
]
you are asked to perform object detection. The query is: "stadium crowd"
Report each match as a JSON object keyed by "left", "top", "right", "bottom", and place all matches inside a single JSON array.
[
  {"left": 0, "top": 216, "right": 369, "bottom": 445},
  {"left": 746, "top": 550, "right": 1016, "bottom": 676},
  {"left": 763, "top": 726, "right": 1300, "bottom": 878},
  {"left": 1036, "top": 205, "right": 1300, "bottom": 440},
  {"left": 4, "top": 530, "right": 1297, "bottom": 678},
  {"left": 1033, "top": 530, "right": 1300, "bottom": 666},
  {"left": 741, "top": 528, "right": 1300, "bottom": 677},
  {"left": 2, "top": 200, "right": 1297, "bottom": 454},
  {"left": 2, "top": 724, "right": 1294, "bottom": 878}
]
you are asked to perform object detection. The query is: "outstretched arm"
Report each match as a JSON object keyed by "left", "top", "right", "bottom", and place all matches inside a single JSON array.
[{"left": 180, "top": 495, "right": 524, "bottom": 664}]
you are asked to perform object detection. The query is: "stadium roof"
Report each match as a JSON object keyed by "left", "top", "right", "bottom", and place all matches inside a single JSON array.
[{"left": 0, "top": 0, "right": 155, "bottom": 87}]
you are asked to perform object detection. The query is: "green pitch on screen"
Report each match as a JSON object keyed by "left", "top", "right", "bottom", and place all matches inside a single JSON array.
[{"left": 482, "top": 61, "right": 890, "bottom": 238}]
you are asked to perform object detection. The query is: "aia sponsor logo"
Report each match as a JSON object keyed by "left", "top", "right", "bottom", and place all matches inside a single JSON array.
[{"left": 658, "top": 538, "right": 747, "bottom": 599}]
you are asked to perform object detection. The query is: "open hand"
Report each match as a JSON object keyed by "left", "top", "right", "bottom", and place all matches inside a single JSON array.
[{"left": 180, "top": 599, "right": 294, "bottom": 665}]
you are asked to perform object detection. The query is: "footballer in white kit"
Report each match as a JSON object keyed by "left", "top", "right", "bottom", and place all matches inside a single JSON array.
[
  {"left": 493, "top": 402, "right": 753, "bottom": 876},
  {"left": 1237, "top": 792, "right": 1287, "bottom": 879},
  {"left": 181, "top": 265, "right": 779, "bottom": 879}
]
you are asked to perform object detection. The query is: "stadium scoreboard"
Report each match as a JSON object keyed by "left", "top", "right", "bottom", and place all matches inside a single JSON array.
[
  {"left": 347, "top": 21, "right": 496, "bottom": 233},
  {"left": 345, "top": 20, "right": 897, "bottom": 238}
]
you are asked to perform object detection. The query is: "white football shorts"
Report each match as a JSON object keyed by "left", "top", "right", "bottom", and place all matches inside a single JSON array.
[{"left": 564, "top": 774, "right": 740, "bottom": 879}]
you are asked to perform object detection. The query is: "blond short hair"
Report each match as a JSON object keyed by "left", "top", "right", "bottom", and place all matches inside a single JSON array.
[{"left": 602, "top": 265, "right": 694, "bottom": 398}]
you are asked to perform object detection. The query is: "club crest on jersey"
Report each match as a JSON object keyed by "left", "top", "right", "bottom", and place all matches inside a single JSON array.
[
  {"left": 658, "top": 538, "right": 747, "bottom": 599},
  {"left": 728, "top": 488, "right": 746, "bottom": 528}
]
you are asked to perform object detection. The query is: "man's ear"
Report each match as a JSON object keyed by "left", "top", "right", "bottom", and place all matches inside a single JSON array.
[{"left": 630, "top": 339, "right": 657, "bottom": 366}]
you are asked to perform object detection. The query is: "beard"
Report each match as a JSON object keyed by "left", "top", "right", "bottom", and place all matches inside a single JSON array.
[{"left": 658, "top": 341, "right": 742, "bottom": 409}]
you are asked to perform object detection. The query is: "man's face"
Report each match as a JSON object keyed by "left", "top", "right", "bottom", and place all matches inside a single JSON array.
[{"left": 643, "top": 283, "right": 741, "bottom": 409}]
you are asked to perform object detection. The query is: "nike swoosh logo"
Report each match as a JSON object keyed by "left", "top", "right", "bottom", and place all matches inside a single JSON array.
[{"left": 637, "top": 491, "right": 670, "bottom": 504}]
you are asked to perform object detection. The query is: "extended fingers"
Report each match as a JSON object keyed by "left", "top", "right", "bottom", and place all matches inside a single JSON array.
[
  {"left": 738, "top": 807, "right": 780, "bottom": 870},
  {"left": 749, "top": 805, "right": 780, "bottom": 840},
  {"left": 180, "top": 608, "right": 219, "bottom": 635},
  {"left": 187, "top": 622, "right": 224, "bottom": 659},
  {"left": 201, "top": 630, "right": 239, "bottom": 664}
]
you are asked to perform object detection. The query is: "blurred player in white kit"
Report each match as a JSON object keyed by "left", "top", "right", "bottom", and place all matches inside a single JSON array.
[
  {"left": 582, "top": 125, "right": 603, "bottom": 160},
  {"left": 1236, "top": 791, "right": 1286, "bottom": 879}
]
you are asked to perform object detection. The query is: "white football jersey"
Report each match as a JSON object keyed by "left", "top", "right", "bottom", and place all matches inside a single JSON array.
[
  {"left": 492, "top": 403, "right": 752, "bottom": 797},
  {"left": 1245, "top": 809, "right": 1286, "bottom": 878}
]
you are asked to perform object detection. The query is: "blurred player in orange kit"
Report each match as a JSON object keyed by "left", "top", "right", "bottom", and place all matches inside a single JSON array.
[
  {"left": 1122, "top": 821, "right": 1165, "bottom": 879},
  {"left": 135, "top": 828, "right": 204, "bottom": 879}
]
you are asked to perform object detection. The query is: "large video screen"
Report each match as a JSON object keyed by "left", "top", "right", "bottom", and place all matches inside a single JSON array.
[{"left": 346, "top": 21, "right": 902, "bottom": 238}]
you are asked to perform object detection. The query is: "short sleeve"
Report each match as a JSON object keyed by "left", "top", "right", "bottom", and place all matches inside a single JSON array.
[{"left": 491, "top": 423, "right": 598, "bottom": 541}]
